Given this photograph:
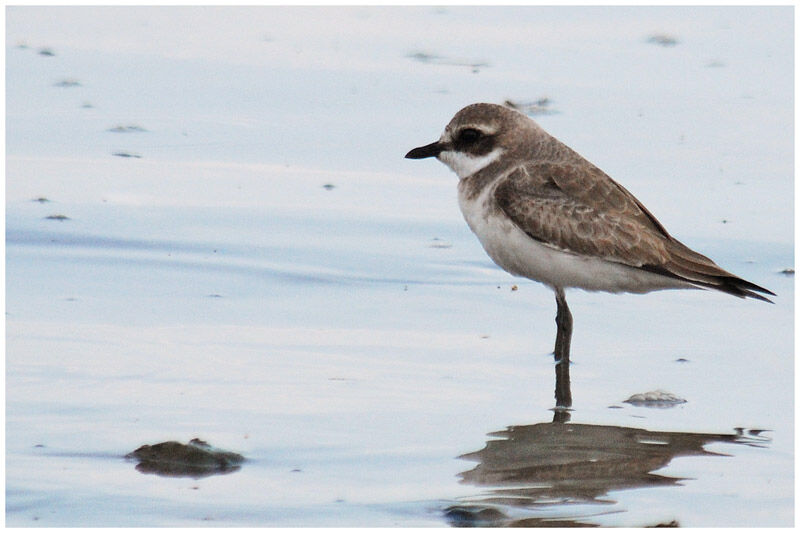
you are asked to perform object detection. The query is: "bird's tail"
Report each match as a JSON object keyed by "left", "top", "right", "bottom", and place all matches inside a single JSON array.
[{"left": 641, "top": 241, "right": 775, "bottom": 303}]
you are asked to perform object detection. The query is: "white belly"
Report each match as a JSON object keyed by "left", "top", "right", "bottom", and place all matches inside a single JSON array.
[{"left": 457, "top": 184, "right": 690, "bottom": 294}]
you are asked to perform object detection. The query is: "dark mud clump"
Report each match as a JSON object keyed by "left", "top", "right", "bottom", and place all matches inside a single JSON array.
[{"left": 126, "top": 438, "right": 245, "bottom": 478}]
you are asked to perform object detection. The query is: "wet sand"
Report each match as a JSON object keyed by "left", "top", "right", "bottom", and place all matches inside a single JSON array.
[{"left": 6, "top": 6, "right": 793, "bottom": 526}]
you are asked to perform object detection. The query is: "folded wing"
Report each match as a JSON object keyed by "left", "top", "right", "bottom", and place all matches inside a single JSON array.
[{"left": 494, "top": 163, "right": 774, "bottom": 302}]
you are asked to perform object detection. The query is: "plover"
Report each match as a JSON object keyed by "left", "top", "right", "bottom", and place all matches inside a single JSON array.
[{"left": 406, "top": 103, "right": 773, "bottom": 406}]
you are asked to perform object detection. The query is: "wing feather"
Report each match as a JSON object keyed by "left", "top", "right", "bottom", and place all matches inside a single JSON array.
[{"left": 493, "top": 161, "right": 775, "bottom": 301}]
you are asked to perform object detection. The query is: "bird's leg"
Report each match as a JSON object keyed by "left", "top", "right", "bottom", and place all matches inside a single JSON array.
[{"left": 554, "top": 287, "right": 573, "bottom": 408}]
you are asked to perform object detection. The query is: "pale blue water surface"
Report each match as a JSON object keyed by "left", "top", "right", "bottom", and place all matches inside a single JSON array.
[{"left": 6, "top": 6, "right": 793, "bottom": 526}]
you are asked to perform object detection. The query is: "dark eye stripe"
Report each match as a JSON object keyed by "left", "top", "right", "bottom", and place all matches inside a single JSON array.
[{"left": 459, "top": 128, "right": 482, "bottom": 143}]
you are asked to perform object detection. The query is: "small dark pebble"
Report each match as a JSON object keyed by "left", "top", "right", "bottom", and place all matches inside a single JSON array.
[
  {"left": 32, "top": 197, "right": 50, "bottom": 203},
  {"left": 38, "top": 48, "right": 55, "bottom": 56},
  {"left": 112, "top": 151, "right": 142, "bottom": 159},
  {"left": 33, "top": 444, "right": 45, "bottom": 448},
  {"left": 291, "top": 468, "right": 302, "bottom": 473},
  {"left": 44, "top": 214, "right": 70, "bottom": 221},
  {"left": 779, "top": 268, "right": 794, "bottom": 276},
  {"left": 322, "top": 183, "right": 335, "bottom": 190},
  {"left": 674, "top": 357, "right": 690, "bottom": 363}
]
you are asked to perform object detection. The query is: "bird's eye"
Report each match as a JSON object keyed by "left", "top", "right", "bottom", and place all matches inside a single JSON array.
[{"left": 458, "top": 128, "right": 482, "bottom": 143}]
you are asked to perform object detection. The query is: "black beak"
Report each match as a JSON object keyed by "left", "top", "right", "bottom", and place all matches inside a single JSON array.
[{"left": 405, "top": 141, "right": 444, "bottom": 159}]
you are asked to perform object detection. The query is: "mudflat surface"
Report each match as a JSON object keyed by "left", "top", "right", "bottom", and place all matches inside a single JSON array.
[{"left": 6, "top": 6, "right": 793, "bottom": 526}]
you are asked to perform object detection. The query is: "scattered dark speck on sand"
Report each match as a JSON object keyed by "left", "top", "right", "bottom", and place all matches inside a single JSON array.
[
  {"left": 32, "top": 197, "right": 50, "bottom": 203},
  {"left": 38, "top": 47, "right": 56, "bottom": 56},
  {"left": 779, "top": 268, "right": 794, "bottom": 276},
  {"left": 674, "top": 358, "right": 690, "bottom": 363},
  {"left": 647, "top": 33, "right": 679, "bottom": 47},
  {"left": 53, "top": 78, "right": 81, "bottom": 87},
  {"left": 112, "top": 151, "right": 143, "bottom": 159},
  {"left": 81, "top": 102, "right": 94, "bottom": 109},
  {"left": 322, "top": 183, "right": 336, "bottom": 190},
  {"left": 504, "top": 98, "right": 559, "bottom": 116},
  {"left": 206, "top": 294, "right": 223, "bottom": 298},
  {"left": 126, "top": 438, "right": 244, "bottom": 478},
  {"left": 650, "top": 520, "right": 680, "bottom": 527},
  {"left": 428, "top": 237, "right": 452, "bottom": 249},
  {"left": 107, "top": 124, "right": 148, "bottom": 133},
  {"left": 44, "top": 214, "right": 70, "bottom": 221},
  {"left": 406, "top": 51, "right": 489, "bottom": 70}
]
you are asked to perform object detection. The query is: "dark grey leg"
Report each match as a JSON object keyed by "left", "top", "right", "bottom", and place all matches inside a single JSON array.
[{"left": 554, "top": 287, "right": 572, "bottom": 408}]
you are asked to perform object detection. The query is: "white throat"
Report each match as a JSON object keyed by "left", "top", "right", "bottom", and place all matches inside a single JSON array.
[{"left": 439, "top": 147, "right": 504, "bottom": 180}]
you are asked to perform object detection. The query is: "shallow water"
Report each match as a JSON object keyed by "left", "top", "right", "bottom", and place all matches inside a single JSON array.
[{"left": 6, "top": 6, "right": 793, "bottom": 527}]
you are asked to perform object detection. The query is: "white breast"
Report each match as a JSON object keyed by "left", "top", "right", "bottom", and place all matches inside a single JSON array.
[{"left": 457, "top": 181, "right": 690, "bottom": 294}]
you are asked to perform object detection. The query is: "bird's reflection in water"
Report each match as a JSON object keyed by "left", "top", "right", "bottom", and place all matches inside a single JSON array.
[{"left": 447, "top": 418, "right": 768, "bottom": 527}]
